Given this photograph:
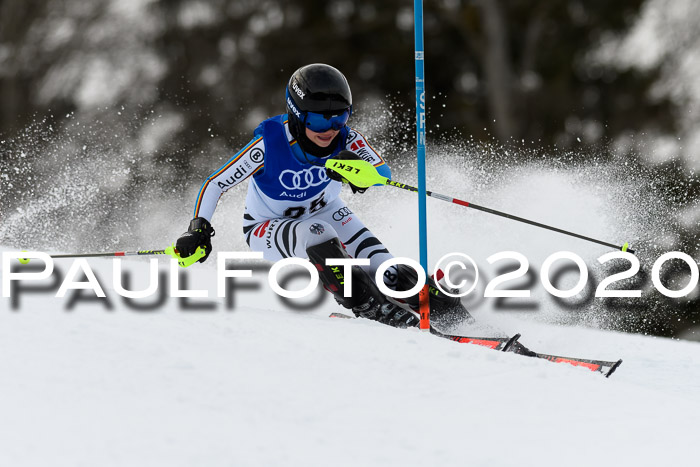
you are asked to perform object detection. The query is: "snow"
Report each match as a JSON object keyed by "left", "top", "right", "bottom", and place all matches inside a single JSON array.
[
  {"left": 2, "top": 247, "right": 699, "bottom": 467},
  {"left": 1, "top": 116, "right": 696, "bottom": 465},
  {"left": 591, "top": 0, "right": 700, "bottom": 173}
]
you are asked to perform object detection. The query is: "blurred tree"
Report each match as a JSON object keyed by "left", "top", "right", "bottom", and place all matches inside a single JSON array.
[
  {"left": 0, "top": 0, "right": 50, "bottom": 134},
  {"left": 426, "top": 0, "right": 674, "bottom": 145},
  {"left": 0, "top": 0, "right": 697, "bottom": 337},
  {"left": 0, "top": 0, "right": 674, "bottom": 149}
]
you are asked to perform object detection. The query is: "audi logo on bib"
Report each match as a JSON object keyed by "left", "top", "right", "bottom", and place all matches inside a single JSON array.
[{"left": 279, "top": 167, "right": 329, "bottom": 190}]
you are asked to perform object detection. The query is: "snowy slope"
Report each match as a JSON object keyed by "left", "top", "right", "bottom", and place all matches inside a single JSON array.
[
  {"left": 1, "top": 248, "right": 699, "bottom": 467},
  {"left": 2, "top": 142, "right": 696, "bottom": 466}
]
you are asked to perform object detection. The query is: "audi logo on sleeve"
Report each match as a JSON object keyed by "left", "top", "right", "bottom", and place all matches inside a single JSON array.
[
  {"left": 332, "top": 207, "right": 353, "bottom": 221},
  {"left": 279, "top": 167, "right": 329, "bottom": 190}
]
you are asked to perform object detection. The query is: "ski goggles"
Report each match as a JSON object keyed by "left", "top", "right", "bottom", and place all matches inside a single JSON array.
[{"left": 303, "top": 108, "right": 351, "bottom": 133}]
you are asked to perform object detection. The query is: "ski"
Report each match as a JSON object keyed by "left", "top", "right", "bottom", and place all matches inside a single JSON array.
[
  {"left": 429, "top": 326, "right": 520, "bottom": 352},
  {"left": 330, "top": 312, "right": 519, "bottom": 352},
  {"left": 507, "top": 338, "right": 623, "bottom": 377},
  {"left": 539, "top": 354, "right": 623, "bottom": 378},
  {"left": 329, "top": 312, "right": 622, "bottom": 377}
]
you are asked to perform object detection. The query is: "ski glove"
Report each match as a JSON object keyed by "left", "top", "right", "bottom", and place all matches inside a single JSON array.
[
  {"left": 326, "top": 150, "right": 367, "bottom": 194},
  {"left": 176, "top": 217, "right": 215, "bottom": 263}
]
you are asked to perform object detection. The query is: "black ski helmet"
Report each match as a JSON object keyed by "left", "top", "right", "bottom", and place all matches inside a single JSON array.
[{"left": 285, "top": 64, "right": 353, "bottom": 158}]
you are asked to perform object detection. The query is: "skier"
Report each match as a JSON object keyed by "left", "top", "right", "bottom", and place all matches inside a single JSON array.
[{"left": 175, "top": 63, "right": 467, "bottom": 328}]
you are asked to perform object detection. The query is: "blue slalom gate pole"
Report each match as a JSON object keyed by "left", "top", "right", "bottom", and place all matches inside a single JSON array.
[{"left": 414, "top": 0, "right": 430, "bottom": 330}]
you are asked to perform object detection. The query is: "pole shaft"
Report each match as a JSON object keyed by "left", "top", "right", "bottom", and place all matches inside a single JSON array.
[
  {"left": 48, "top": 250, "right": 169, "bottom": 259},
  {"left": 414, "top": 0, "right": 431, "bottom": 330},
  {"left": 386, "top": 179, "right": 633, "bottom": 253},
  {"left": 414, "top": 0, "right": 428, "bottom": 271}
]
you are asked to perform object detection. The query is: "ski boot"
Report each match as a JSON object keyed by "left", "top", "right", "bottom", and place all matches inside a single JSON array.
[
  {"left": 307, "top": 238, "right": 419, "bottom": 329},
  {"left": 392, "top": 264, "right": 474, "bottom": 329},
  {"left": 351, "top": 295, "right": 419, "bottom": 329}
]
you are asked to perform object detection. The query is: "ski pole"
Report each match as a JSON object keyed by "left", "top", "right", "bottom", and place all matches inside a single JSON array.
[
  {"left": 325, "top": 159, "right": 635, "bottom": 254},
  {"left": 18, "top": 245, "right": 206, "bottom": 267}
]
